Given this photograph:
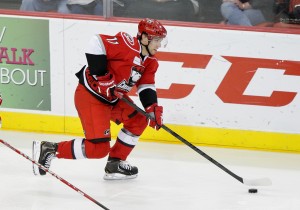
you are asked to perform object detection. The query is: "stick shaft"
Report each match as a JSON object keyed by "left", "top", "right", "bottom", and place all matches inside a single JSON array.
[
  {"left": 0, "top": 139, "right": 110, "bottom": 210},
  {"left": 120, "top": 97, "right": 244, "bottom": 184},
  {"left": 161, "top": 124, "right": 243, "bottom": 183}
]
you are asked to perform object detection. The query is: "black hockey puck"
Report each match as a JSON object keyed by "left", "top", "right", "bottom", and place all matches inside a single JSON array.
[{"left": 248, "top": 188, "right": 258, "bottom": 193}]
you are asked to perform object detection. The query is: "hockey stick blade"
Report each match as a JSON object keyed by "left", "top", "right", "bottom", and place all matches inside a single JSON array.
[
  {"left": 119, "top": 96, "right": 272, "bottom": 187},
  {"left": 0, "top": 139, "right": 110, "bottom": 210},
  {"left": 243, "top": 177, "right": 272, "bottom": 186}
]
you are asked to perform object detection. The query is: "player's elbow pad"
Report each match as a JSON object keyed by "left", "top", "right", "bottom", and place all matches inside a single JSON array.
[{"left": 85, "top": 53, "right": 108, "bottom": 76}]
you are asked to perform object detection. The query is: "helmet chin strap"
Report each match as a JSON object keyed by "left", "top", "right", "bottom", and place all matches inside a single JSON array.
[
  {"left": 145, "top": 43, "right": 152, "bottom": 56},
  {"left": 139, "top": 39, "right": 153, "bottom": 56}
]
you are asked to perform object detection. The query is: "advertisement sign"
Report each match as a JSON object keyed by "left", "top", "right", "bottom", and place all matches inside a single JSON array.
[
  {"left": 62, "top": 20, "right": 300, "bottom": 134},
  {"left": 0, "top": 17, "right": 51, "bottom": 111}
]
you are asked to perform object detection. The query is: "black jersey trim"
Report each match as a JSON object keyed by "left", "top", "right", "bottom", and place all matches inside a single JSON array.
[{"left": 139, "top": 88, "right": 158, "bottom": 108}]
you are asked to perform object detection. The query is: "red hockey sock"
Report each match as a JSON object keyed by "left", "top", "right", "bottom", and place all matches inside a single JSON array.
[
  {"left": 56, "top": 140, "right": 74, "bottom": 159},
  {"left": 109, "top": 138, "right": 134, "bottom": 160},
  {"left": 56, "top": 138, "right": 110, "bottom": 159},
  {"left": 84, "top": 140, "right": 110, "bottom": 159}
]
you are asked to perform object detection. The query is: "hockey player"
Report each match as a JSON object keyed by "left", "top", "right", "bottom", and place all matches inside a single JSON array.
[{"left": 32, "top": 18, "right": 167, "bottom": 180}]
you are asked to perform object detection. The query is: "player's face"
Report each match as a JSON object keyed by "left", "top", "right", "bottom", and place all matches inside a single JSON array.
[{"left": 148, "top": 37, "right": 164, "bottom": 55}]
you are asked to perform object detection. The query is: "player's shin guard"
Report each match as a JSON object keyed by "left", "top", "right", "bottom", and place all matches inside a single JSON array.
[
  {"left": 56, "top": 138, "right": 110, "bottom": 159},
  {"left": 56, "top": 138, "right": 87, "bottom": 159}
]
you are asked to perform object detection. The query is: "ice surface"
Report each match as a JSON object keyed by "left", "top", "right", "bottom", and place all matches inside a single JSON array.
[{"left": 1, "top": 130, "right": 300, "bottom": 210}]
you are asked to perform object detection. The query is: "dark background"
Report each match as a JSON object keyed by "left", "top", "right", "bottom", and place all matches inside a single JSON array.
[{"left": 0, "top": 0, "right": 278, "bottom": 24}]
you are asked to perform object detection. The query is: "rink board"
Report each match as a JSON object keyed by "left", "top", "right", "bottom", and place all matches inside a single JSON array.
[
  {"left": 0, "top": 14, "right": 300, "bottom": 152},
  {"left": 1, "top": 112, "right": 300, "bottom": 153}
]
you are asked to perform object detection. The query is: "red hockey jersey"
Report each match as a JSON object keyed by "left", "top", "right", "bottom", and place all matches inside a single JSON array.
[
  {"left": 98, "top": 31, "right": 159, "bottom": 93},
  {"left": 77, "top": 32, "right": 159, "bottom": 105}
]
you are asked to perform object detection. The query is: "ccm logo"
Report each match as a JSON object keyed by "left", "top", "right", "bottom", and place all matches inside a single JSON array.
[{"left": 129, "top": 52, "right": 300, "bottom": 107}]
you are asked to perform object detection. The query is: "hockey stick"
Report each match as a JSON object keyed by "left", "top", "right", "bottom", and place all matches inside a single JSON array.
[
  {"left": 0, "top": 139, "right": 110, "bottom": 210},
  {"left": 119, "top": 96, "right": 272, "bottom": 187}
]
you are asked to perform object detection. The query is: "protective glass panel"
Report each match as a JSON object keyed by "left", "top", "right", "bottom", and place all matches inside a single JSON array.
[{"left": 0, "top": 0, "right": 299, "bottom": 29}]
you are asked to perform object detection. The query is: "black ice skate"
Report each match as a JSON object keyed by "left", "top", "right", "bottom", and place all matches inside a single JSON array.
[
  {"left": 103, "top": 159, "right": 138, "bottom": 180},
  {"left": 32, "top": 141, "right": 58, "bottom": 176}
]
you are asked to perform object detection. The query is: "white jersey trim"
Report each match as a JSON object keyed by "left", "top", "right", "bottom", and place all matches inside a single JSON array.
[
  {"left": 85, "top": 35, "right": 106, "bottom": 55},
  {"left": 137, "top": 84, "right": 156, "bottom": 94},
  {"left": 117, "top": 129, "right": 139, "bottom": 146},
  {"left": 73, "top": 138, "right": 86, "bottom": 159}
]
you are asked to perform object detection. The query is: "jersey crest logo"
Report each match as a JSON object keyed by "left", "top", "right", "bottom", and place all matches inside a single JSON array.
[
  {"left": 128, "top": 65, "right": 143, "bottom": 85},
  {"left": 123, "top": 32, "right": 134, "bottom": 45},
  {"left": 116, "top": 65, "right": 144, "bottom": 92}
]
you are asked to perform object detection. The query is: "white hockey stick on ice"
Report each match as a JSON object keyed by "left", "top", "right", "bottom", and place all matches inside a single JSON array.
[
  {"left": 118, "top": 95, "right": 272, "bottom": 187},
  {"left": 0, "top": 139, "right": 110, "bottom": 210}
]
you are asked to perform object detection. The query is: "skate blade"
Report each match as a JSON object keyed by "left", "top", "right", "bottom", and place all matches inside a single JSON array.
[
  {"left": 32, "top": 141, "right": 41, "bottom": 176},
  {"left": 103, "top": 173, "right": 138, "bottom": 180}
]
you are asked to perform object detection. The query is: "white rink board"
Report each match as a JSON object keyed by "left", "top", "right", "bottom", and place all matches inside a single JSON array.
[
  {"left": 1, "top": 15, "right": 300, "bottom": 134},
  {"left": 62, "top": 19, "right": 300, "bottom": 134}
]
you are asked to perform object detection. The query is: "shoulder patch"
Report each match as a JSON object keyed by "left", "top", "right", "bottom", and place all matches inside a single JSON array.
[{"left": 122, "top": 32, "right": 134, "bottom": 46}]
